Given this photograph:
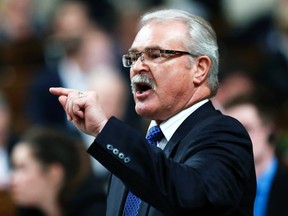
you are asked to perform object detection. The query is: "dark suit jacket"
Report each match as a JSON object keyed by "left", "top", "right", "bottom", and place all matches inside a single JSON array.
[
  {"left": 88, "top": 101, "right": 256, "bottom": 215},
  {"left": 266, "top": 163, "right": 288, "bottom": 216}
]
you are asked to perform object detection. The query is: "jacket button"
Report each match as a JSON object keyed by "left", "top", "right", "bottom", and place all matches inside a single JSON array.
[
  {"left": 113, "top": 148, "right": 119, "bottom": 155},
  {"left": 118, "top": 153, "right": 125, "bottom": 159},
  {"left": 107, "top": 144, "right": 114, "bottom": 150},
  {"left": 124, "top": 157, "right": 131, "bottom": 163}
]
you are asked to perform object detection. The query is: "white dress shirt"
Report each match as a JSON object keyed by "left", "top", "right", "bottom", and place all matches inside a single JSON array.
[{"left": 148, "top": 99, "right": 209, "bottom": 150}]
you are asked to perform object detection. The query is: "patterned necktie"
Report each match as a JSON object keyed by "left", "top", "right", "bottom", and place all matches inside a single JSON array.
[{"left": 123, "top": 125, "right": 164, "bottom": 216}]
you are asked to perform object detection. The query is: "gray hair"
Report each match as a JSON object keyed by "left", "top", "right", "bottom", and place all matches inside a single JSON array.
[{"left": 140, "top": 9, "right": 219, "bottom": 96}]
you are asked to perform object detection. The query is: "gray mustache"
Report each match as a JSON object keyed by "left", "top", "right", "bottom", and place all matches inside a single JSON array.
[{"left": 131, "top": 74, "right": 156, "bottom": 94}]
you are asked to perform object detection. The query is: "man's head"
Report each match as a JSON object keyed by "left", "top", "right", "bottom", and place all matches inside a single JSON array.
[{"left": 124, "top": 9, "right": 219, "bottom": 123}]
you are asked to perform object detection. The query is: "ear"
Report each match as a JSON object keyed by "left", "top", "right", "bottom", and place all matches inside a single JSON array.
[{"left": 193, "top": 56, "right": 211, "bottom": 85}]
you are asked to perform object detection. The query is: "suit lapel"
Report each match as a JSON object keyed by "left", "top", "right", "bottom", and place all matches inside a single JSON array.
[
  {"left": 138, "top": 201, "right": 150, "bottom": 215},
  {"left": 164, "top": 101, "right": 218, "bottom": 158},
  {"left": 107, "top": 176, "right": 127, "bottom": 216},
  {"left": 108, "top": 101, "right": 219, "bottom": 216}
]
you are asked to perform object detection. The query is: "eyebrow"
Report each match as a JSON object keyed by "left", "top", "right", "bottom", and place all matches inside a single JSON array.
[{"left": 128, "top": 45, "right": 164, "bottom": 53}]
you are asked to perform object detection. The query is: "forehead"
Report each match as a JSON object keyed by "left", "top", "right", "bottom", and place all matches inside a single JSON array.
[
  {"left": 13, "top": 143, "right": 30, "bottom": 156},
  {"left": 12, "top": 143, "right": 35, "bottom": 164},
  {"left": 130, "top": 21, "right": 188, "bottom": 51}
]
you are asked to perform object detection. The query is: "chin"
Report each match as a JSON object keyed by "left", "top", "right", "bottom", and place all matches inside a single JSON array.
[
  {"left": 136, "top": 106, "right": 163, "bottom": 121},
  {"left": 135, "top": 106, "right": 153, "bottom": 119}
]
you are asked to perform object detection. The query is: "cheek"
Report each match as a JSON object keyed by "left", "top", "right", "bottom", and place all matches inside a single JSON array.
[
  {"left": 158, "top": 73, "right": 191, "bottom": 99},
  {"left": 250, "top": 129, "right": 268, "bottom": 145},
  {"left": 11, "top": 171, "right": 47, "bottom": 205},
  {"left": 250, "top": 131, "right": 269, "bottom": 157}
]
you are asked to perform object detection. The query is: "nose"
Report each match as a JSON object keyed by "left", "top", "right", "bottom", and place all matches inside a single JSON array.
[
  {"left": 133, "top": 52, "right": 145, "bottom": 66},
  {"left": 131, "top": 53, "right": 149, "bottom": 77},
  {"left": 133, "top": 56, "right": 149, "bottom": 70},
  {"left": 140, "top": 53, "right": 145, "bottom": 62}
]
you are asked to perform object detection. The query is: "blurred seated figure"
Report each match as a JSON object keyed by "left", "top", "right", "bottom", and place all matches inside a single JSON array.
[
  {"left": 224, "top": 93, "right": 288, "bottom": 216},
  {"left": 10, "top": 127, "right": 106, "bottom": 216}
]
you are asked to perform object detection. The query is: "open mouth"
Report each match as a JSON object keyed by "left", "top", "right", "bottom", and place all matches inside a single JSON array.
[
  {"left": 131, "top": 74, "right": 156, "bottom": 95},
  {"left": 136, "top": 82, "right": 152, "bottom": 94}
]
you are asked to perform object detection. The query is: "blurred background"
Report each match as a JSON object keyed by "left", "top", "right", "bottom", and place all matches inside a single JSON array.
[{"left": 0, "top": 0, "right": 288, "bottom": 215}]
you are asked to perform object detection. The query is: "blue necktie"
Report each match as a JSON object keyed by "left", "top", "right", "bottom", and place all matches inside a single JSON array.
[{"left": 123, "top": 125, "right": 164, "bottom": 216}]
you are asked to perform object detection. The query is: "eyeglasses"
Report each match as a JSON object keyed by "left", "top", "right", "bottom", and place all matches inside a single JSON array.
[{"left": 122, "top": 49, "right": 197, "bottom": 68}]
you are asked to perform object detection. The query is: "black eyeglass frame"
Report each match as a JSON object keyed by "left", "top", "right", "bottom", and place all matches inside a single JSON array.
[{"left": 122, "top": 49, "right": 198, "bottom": 68}]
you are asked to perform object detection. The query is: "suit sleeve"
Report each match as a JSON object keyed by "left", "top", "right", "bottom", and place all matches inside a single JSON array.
[{"left": 87, "top": 116, "right": 255, "bottom": 215}]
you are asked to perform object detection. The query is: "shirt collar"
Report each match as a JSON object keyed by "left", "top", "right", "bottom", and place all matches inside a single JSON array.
[{"left": 148, "top": 99, "right": 209, "bottom": 141}]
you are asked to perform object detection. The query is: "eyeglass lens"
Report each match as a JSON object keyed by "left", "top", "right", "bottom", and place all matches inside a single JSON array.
[{"left": 122, "top": 50, "right": 161, "bottom": 67}]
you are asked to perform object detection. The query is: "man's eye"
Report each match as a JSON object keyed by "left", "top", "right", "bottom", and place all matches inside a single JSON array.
[
  {"left": 135, "top": 53, "right": 142, "bottom": 60},
  {"left": 130, "top": 54, "right": 138, "bottom": 61},
  {"left": 148, "top": 51, "right": 160, "bottom": 59}
]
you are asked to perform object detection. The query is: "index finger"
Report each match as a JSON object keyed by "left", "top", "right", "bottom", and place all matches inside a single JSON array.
[{"left": 49, "top": 87, "right": 76, "bottom": 96}]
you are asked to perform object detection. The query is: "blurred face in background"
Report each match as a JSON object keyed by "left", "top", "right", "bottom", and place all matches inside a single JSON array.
[
  {"left": 0, "top": 0, "right": 34, "bottom": 40},
  {"left": 10, "top": 143, "right": 62, "bottom": 207},
  {"left": 52, "top": 1, "right": 91, "bottom": 39},
  {"left": 225, "top": 104, "right": 273, "bottom": 164},
  {"left": 87, "top": 67, "right": 128, "bottom": 120}
]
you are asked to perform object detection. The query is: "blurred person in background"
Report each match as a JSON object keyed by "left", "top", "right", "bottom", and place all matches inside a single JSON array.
[
  {"left": 225, "top": 93, "right": 288, "bottom": 216},
  {"left": 86, "top": 66, "right": 129, "bottom": 123},
  {"left": 0, "top": 0, "right": 38, "bottom": 42},
  {"left": 0, "top": 0, "right": 45, "bottom": 137},
  {"left": 25, "top": 0, "right": 116, "bottom": 137},
  {"left": 257, "top": 0, "right": 288, "bottom": 104},
  {"left": 82, "top": 65, "right": 130, "bottom": 188},
  {"left": 10, "top": 127, "right": 106, "bottom": 216},
  {"left": 25, "top": 1, "right": 123, "bottom": 187},
  {"left": 211, "top": 64, "right": 255, "bottom": 110},
  {"left": 44, "top": 0, "right": 95, "bottom": 65}
]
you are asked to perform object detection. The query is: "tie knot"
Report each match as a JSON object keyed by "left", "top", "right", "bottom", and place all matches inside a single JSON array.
[{"left": 146, "top": 125, "right": 164, "bottom": 146}]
